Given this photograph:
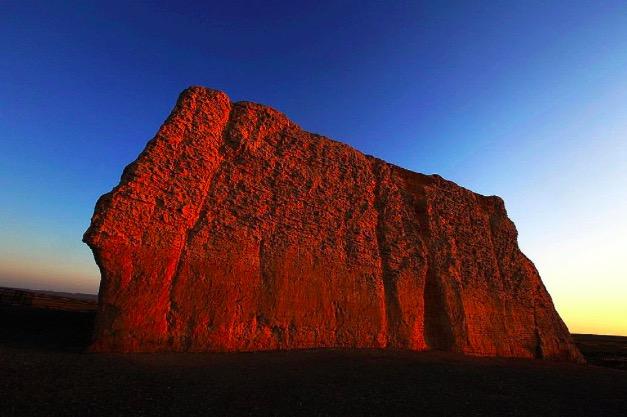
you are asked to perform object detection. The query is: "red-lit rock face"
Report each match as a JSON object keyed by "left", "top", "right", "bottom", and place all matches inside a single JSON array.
[{"left": 84, "top": 87, "right": 583, "bottom": 362}]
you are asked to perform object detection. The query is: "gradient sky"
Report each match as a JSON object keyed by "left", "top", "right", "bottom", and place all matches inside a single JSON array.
[{"left": 1, "top": 1, "right": 626, "bottom": 335}]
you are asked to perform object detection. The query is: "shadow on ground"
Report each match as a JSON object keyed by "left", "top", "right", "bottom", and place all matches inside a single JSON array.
[{"left": 1, "top": 297, "right": 626, "bottom": 417}]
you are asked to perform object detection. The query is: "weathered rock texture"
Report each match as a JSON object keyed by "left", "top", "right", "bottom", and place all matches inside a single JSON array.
[{"left": 84, "top": 87, "right": 583, "bottom": 362}]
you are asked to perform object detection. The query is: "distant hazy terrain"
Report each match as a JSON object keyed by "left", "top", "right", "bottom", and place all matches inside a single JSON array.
[
  {"left": 0, "top": 286, "right": 97, "bottom": 311},
  {"left": 573, "top": 333, "right": 627, "bottom": 370}
]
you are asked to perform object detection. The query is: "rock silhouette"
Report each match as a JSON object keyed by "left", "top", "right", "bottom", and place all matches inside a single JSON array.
[{"left": 84, "top": 87, "right": 583, "bottom": 362}]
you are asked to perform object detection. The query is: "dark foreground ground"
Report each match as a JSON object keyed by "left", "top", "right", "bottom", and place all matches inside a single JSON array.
[{"left": 1, "top": 292, "right": 626, "bottom": 417}]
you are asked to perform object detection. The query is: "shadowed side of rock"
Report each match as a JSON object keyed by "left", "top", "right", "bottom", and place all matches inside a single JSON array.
[{"left": 84, "top": 86, "right": 583, "bottom": 362}]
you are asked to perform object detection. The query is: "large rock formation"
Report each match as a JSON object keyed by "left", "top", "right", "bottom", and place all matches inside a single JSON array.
[{"left": 84, "top": 87, "right": 583, "bottom": 362}]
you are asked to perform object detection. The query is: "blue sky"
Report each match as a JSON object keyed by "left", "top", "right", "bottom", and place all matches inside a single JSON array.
[{"left": 1, "top": 1, "right": 626, "bottom": 334}]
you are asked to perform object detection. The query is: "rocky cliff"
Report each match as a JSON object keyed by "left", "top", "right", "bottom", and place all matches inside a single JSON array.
[{"left": 84, "top": 87, "right": 583, "bottom": 362}]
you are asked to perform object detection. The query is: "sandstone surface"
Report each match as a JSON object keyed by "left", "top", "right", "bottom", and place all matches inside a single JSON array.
[{"left": 84, "top": 87, "right": 583, "bottom": 362}]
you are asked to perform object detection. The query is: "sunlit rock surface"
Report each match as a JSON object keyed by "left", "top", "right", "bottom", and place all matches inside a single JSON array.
[{"left": 84, "top": 87, "right": 583, "bottom": 362}]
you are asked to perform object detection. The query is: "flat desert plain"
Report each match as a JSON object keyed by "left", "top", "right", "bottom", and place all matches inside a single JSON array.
[{"left": 1, "top": 288, "right": 625, "bottom": 417}]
